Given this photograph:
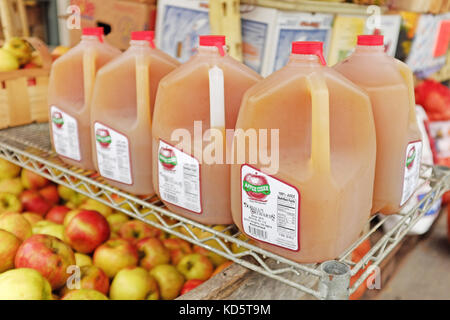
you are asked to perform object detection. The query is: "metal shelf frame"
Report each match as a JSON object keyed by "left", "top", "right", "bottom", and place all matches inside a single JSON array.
[{"left": 0, "top": 123, "right": 448, "bottom": 300}]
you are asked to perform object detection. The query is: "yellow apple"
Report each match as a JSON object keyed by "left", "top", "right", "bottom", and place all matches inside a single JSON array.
[
  {"left": 110, "top": 267, "right": 159, "bottom": 300},
  {"left": 79, "top": 198, "right": 112, "bottom": 218},
  {"left": 75, "top": 253, "right": 93, "bottom": 267},
  {"left": 0, "top": 268, "right": 53, "bottom": 300},
  {"left": 0, "top": 48, "right": 19, "bottom": 72}
]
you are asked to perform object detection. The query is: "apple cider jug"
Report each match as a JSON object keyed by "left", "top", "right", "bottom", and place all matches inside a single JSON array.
[
  {"left": 90, "top": 31, "right": 179, "bottom": 195},
  {"left": 230, "top": 42, "right": 377, "bottom": 263},
  {"left": 334, "top": 35, "right": 422, "bottom": 215},
  {"left": 48, "top": 27, "right": 121, "bottom": 171},
  {"left": 152, "top": 35, "right": 262, "bottom": 224}
]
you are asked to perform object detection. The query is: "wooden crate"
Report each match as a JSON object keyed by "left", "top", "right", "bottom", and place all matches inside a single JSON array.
[{"left": 0, "top": 37, "right": 51, "bottom": 129}]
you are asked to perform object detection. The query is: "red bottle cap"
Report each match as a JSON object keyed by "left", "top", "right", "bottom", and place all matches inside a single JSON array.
[
  {"left": 291, "top": 41, "right": 326, "bottom": 66},
  {"left": 82, "top": 27, "right": 104, "bottom": 43},
  {"left": 357, "top": 35, "right": 384, "bottom": 46},
  {"left": 199, "top": 35, "right": 226, "bottom": 56},
  {"left": 131, "top": 31, "right": 156, "bottom": 48}
]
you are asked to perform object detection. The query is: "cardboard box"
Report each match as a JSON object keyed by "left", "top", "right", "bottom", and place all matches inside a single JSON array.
[
  {"left": 240, "top": 5, "right": 278, "bottom": 76},
  {"left": 155, "top": 0, "right": 210, "bottom": 63},
  {"left": 328, "top": 15, "right": 367, "bottom": 66},
  {"left": 68, "top": 0, "right": 156, "bottom": 50},
  {"left": 364, "top": 14, "right": 402, "bottom": 57},
  {"left": 268, "top": 11, "right": 333, "bottom": 73}
]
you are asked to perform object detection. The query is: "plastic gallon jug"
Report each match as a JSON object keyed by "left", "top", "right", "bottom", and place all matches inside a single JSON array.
[
  {"left": 48, "top": 27, "right": 121, "bottom": 171},
  {"left": 152, "top": 35, "right": 262, "bottom": 224},
  {"left": 334, "top": 35, "right": 422, "bottom": 215},
  {"left": 90, "top": 31, "right": 179, "bottom": 195},
  {"left": 230, "top": 42, "right": 376, "bottom": 263}
]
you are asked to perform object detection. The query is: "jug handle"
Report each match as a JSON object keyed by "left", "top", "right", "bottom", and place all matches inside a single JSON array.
[
  {"left": 394, "top": 59, "right": 418, "bottom": 125},
  {"left": 83, "top": 48, "right": 97, "bottom": 107},
  {"left": 136, "top": 54, "right": 151, "bottom": 126},
  {"left": 306, "top": 72, "right": 330, "bottom": 175}
]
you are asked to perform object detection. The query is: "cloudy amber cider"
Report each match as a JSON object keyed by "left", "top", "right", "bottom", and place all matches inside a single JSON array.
[
  {"left": 230, "top": 42, "right": 376, "bottom": 263},
  {"left": 48, "top": 28, "right": 121, "bottom": 171},
  {"left": 90, "top": 32, "right": 179, "bottom": 195},
  {"left": 334, "top": 35, "right": 422, "bottom": 215},
  {"left": 152, "top": 36, "right": 262, "bottom": 225}
]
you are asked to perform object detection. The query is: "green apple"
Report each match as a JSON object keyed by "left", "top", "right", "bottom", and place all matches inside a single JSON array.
[
  {"left": 62, "top": 289, "right": 108, "bottom": 300},
  {"left": 0, "top": 178, "right": 24, "bottom": 196},
  {"left": 107, "top": 212, "right": 129, "bottom": 233},
  {"left": 0, "top": 229, "right": 21, "bottom": 273},
  {"left": 0, "top": 212, "right": 32, "bottom": 241},
  {"left": 75, "top": 252, "right": 93, "bottom": 267},
  {"left": 79, "top": 198, "right": 112, "bottom": 218},
  {"left": 176, "top": 253, "right": 213, "bottom": 281},
  {"left": 110, "top": 267, "right": 159, "bottom": 300},
  {"left": 0, "top": 159, "right": 21, "bottom": 180},
  {"left": 0, "top": 268, "right": 53, "bottom": 300},
  {"left": 32, "top": 220, "right": 65, "bottom": 241},
  {"left": 2, "top": 37, "right": 33, "bottom": 65},
  {"left": 150, "top": 264, "right": 185, "bottom": 300},
  {"left": 0, "top": 192, "right": 23, "bottom": 214}
]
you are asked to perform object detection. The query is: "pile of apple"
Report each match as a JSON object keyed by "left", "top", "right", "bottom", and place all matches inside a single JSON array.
[
  {"left": 0, "top": 159, "right": 235, "bottom": 300},
  {"left": 0, "top": 37, "right": 43, "bottom": 72}
]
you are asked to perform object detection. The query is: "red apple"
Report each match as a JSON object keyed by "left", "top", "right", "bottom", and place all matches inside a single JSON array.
[
  {"left": 119, "top": 220, "right": 161, "bottom": 244},
  {"left": 163, "top": 238, "right": 193, "bottom": 265},
  {"left": 39, "top": 185, "right": 59, "bottom": 206},
  {"left": 0, "top": 212, "right": 32, "bottom": 241},
  {"left": 0, "top": 229, "right": 21, "bottom": 273},
  {"left": 137, "top": 238, "right": 170, "bottom": 270},
  {"left": 243, "top": 173, "right": 270, "bottom": 201},
  {"left": 65, "top": 210, "right": 110, "bottom": 254},
  {"left": 21, "top": 169, "right": 49, "bottom": 190},
  {"left": 20, "top": 190, "right": 51, "bottom": 216},
  {"left": 159, "top": 147, "right": 177, "bottom": 170},
  {"left": 93, "top": 239, "right": 139, "bottom": 278},
  {"left": 60, "top": 265, "right": 109, "bottom": 296},
  {"left": 15, "top": 234, "right": 76, "bottom": 289},
  {"left": 46, "top": 206, "right": 70, "bottom": 224},
  {"left": 180, "top": 279, "right": 204, "bottom": 295}
]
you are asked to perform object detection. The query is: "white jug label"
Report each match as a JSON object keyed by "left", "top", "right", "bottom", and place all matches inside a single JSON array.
[
  {"left": 158, "top": 140, "right": 202, "bottom": 214},
  {"left": 401, "top": 141, "right": 423, "bottom": 206},
  {"left": 94, "top": 122, "right": 132, "bottom": 185},
  {"left": 50, "top": 106, "right": 81, "bottom": 161},
  {"left": 241, "top": 165, "right": 300, "bottom": 251}
]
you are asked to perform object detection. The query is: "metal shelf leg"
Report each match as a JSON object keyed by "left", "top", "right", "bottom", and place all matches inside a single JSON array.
[{"left": 319, "top": 261, "right": 351, "bottom": 300}]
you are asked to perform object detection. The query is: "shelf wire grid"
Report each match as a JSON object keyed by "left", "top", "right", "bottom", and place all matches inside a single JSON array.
[{"left": 0, "top": 123, "right": 448, "bottom": 299}]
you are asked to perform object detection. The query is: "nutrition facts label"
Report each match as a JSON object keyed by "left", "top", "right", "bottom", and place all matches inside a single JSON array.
[
  {"left": 158, "top": 140, "right": 201, "bottom": 214},
  {"left": 241, "top": 165, "right": 300, "bottom": 251},
  {"left": 50, "top": 106, "right": 81, "bottom": 162},
  {"left": 94, "top": 122, "right": 132, "bottom": 185},
  {"left": 401, "top": 141, "right": 423, "bottom": 206}
]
